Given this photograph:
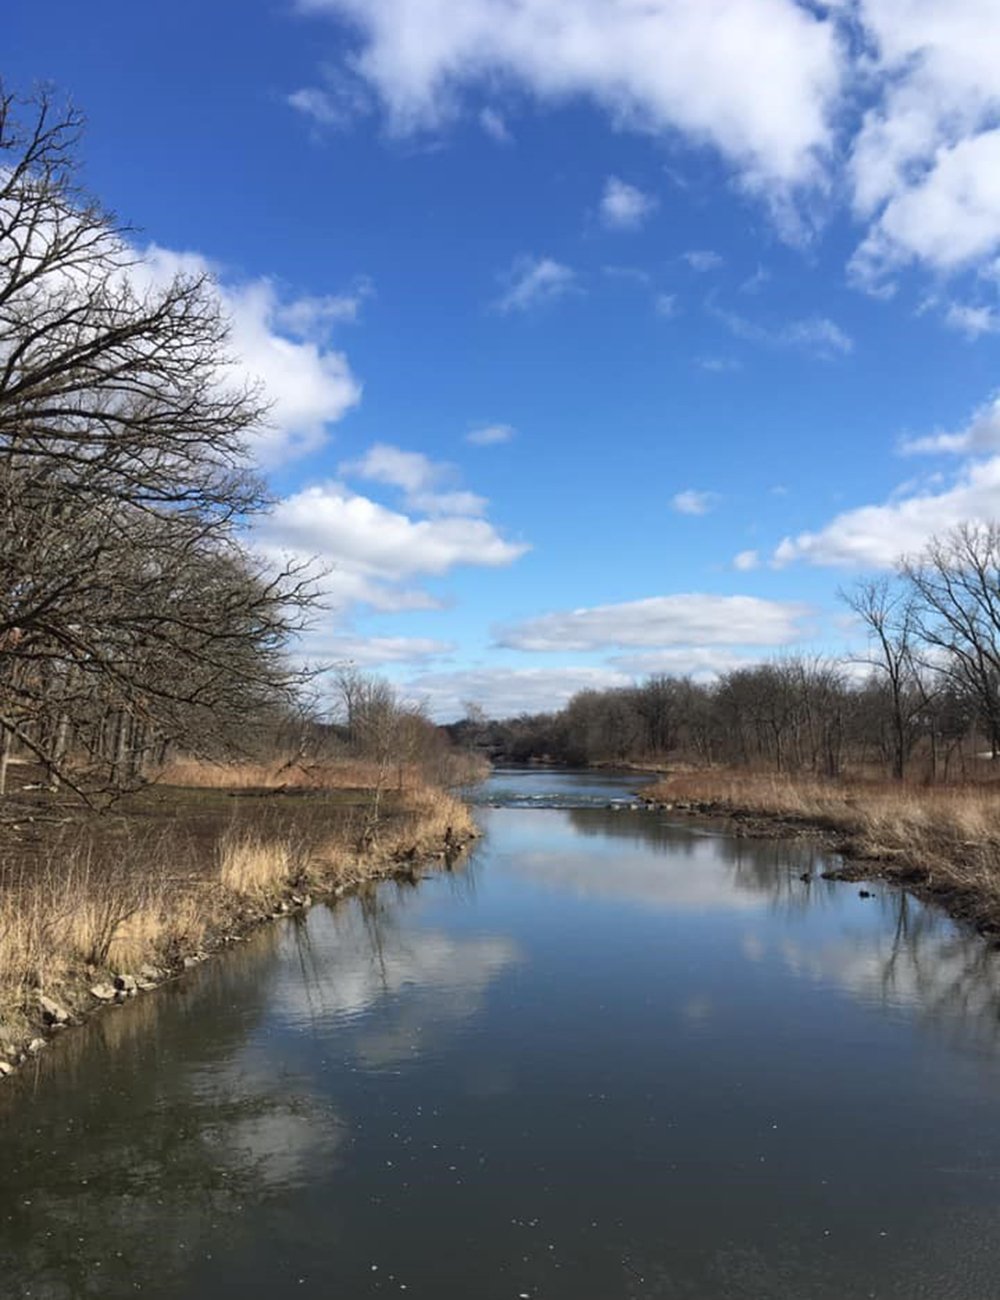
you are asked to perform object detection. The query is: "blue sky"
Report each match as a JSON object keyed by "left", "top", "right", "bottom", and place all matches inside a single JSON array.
[{"left": 9, "top": 0, "right": 1000, "bottom": 716}]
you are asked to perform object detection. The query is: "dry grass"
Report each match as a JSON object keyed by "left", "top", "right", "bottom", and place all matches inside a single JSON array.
[
  {"left": 369, "top": 783, "right": 476, "bottom": 860},
  {"left": 0, "top": 777, "right": 478, "bottom": 1059},
  {"left": 647, "top": 769, "right": 1000, "bottom": 925},
  {"left": 0, "top": 842, "right": 183, "bottom": 1028},
  {"left": 154, "top": 754, "right": 423, "bottom": 791},
  {"left": 217, "top": 831, "right": 307, "bottom": 902}
]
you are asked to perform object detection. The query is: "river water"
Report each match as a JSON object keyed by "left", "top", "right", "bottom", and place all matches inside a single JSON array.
[{"left": 4, "top": 768, "right": 1000, "bottom": 1298}]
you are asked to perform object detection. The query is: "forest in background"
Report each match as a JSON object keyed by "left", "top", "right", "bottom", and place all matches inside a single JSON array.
[{"left": 453, "top": 529, "right": 1000, "bottom": 786}]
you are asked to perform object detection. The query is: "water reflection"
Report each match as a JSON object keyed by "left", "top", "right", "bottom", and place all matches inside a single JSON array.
[
  {"left": 0, "top": 931, "right": 345, "bottom": 1298},
  {"left": 272, "top": 892, "right": 520, "bottom": 1069},
  {"left": 6, "top": 775, "right": 1000, "bottom": 1298},
  {"left": 499, "top": 805, "right": 1000, "bottom": 1056},
  {"left": 503, "top": 806, "right": 833, "bottom": 914},
  {"left": 773, "top": 889, "right": 1000, "bottom": 1051}
]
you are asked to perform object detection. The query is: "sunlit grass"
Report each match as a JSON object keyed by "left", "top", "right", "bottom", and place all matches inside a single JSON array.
[{"left": 0, "top": 779, "right": 477, "bottom": 1052}]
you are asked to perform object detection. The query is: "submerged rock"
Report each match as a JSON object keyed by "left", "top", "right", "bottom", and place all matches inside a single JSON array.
[
  {"left": 25, "top": 1038, "right": 46, "bottom": 1055},
  {"left": 0, "top": 1060, "right": 14, "bottom": 1077}
]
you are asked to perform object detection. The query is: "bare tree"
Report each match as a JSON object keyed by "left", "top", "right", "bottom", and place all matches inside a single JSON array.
[
  {"left": 0, "top": 86, "right": 315, "bottom": 798},
  {"left": 841, "top": 577, "right": 926, "bottom": 779},
  {"left": 901, "top": 524, "right": 1000, "bottom": 758}
]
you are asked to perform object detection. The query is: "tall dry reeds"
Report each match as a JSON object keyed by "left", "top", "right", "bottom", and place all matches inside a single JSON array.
[
  {"left": 647, "top": 770, "right": 1000, "bottom": 924},
  {"left": 0, "top": 777, "right": 477, "bottom": 1055},
  {"left": 154, "top": 755, "right": 418, "bottom": 791}
]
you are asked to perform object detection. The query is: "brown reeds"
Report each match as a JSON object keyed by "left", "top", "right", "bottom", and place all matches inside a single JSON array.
[
  {"left": 154, "top": 755, "right": 423, "bottom": 791},
  {"left": 0, "top": 772, "right": 478, "bottom": 1062},
  {"left": 646, "top": 769, "right": 1000, "bottom": 927}
]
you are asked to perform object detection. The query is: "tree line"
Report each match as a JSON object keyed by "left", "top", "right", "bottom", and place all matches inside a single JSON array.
[
  {"left": 0, "top": 87, "right": 315, "bottom": 800},
  {"left": 452, "top": 523, "right": 1000, "bottom": 783}
]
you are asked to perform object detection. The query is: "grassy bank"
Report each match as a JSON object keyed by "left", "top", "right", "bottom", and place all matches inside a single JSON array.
[
  {"left": 643, "top": 770, "right": 1000, "bottom": 935},
  {"left": 0, "top": 759, "right": 478, "bottom": 1075}
]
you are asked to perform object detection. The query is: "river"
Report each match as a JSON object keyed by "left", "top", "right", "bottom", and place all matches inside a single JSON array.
[{"left": 3, "top": 767, "right": 1000, "bottom": 1297}]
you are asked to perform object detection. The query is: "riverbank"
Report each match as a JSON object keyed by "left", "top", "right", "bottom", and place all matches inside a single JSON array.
[
  {"left": 641, "top": 770, "right": 1000, "bottom": 938},
  {"left": 0, "top": 761, "right": 478, "bottom": 1078}
]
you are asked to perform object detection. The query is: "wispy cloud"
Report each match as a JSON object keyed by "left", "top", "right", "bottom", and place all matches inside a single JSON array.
[
  {"left": 740, "top": 266, "right": 771, "bottom": 294},
  {"left": 683, "top": 249, "right": 724, "bottom": 272},
  {"left": 671, "top": 489, "right": 719, "bottom": 516},
  {"left": 466, "top": 423, "right": 515, "bottom": 446},
  {"left": 696, "top": 356, "right": 742, "bottom": 373},
  {"left": 943, "top": 303, "right": 1000, "bottom": 339},
  {"left": 600, "top": 176, "right": 657, "bottom": 230},
  {"left": 713, "top": 305, "right": 853, "bottom": 358},
  {"left": 495, "top": 255, "right": 578, "bottom": 312},
  {"left": 479, "top": 107, "right": 512, "bottom": 143}
]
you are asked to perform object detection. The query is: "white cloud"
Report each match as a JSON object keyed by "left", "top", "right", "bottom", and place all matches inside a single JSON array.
[
  {"left": 943, "top": 302, "right": 1000, "bottom": 339},
  {"left": 258, "top": 480, "right": 529, "bottom": 610},
  {"left": 495, "top": 255, "right": 577, "bottom": 312},
  {"left": 340, "top": 442, "right": 487, "bottom": 515},
  {"left": 600, "top": 175, "right": 657, "bottom": 230},
  {"left": 772, "top": 455, "right": 1000, "bottom": 568},
  {"left": 900, "top": 393, "right": 1000, "bottom": 456},
  {"left": 733, "top": 549, "right": 760, "bottom": 571},
  {"left": 697, "top": 356, "right": 742, "bottom": 373},
  {"left": 654, "top": 292, "right": 679, "bottom": 318},
  {"left": 671, "top": 488, "right": 719, "bottom": 516},
  {"left": 848, "top": 2, "right": 1000, "bottom": 282},
  {"left": 403, "top": 666, "right": 630, "bottom": 719},
  {"left": 479, "top": 106, "right": 512, "bottom": 143},
  {"left": 466, "top": 422, "right": 515, "bottom": 446},
  {"left": 141, "top": 246, "right": 362, "bottom": 464},
  {"left": 852, "top": 130, "right": 1000, "bottom": 284},
  {"left": 275, "top": 279, "right": 373, "bottom": 333},
  {"left": 297, "top": 0, "right": 843, "bottom": 193},
  {"left": 683, "top": 249, "right": 724, "bottom": 272},
  {"left": 291, "top": 3, "right": 1000, "bottom": 284},
  {"left": 497, "top": 594, "right": 808, "bottom": 652}
]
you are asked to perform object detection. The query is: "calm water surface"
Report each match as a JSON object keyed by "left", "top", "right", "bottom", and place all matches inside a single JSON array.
[{"left": 4, "top": 768, "right": 1000, "bottom": 1297}]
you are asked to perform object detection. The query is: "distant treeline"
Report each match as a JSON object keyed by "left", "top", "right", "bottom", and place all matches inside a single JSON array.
[{"left": 450, "top": 525, "right": 1000, "bottom": 783}]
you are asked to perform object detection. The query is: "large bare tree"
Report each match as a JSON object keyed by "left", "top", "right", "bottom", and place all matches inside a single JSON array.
[{"left": 0, "top": 87, "right": 314, "bottom": 798}]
